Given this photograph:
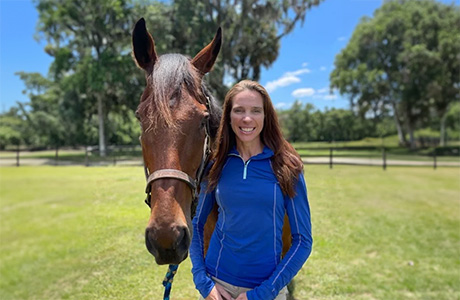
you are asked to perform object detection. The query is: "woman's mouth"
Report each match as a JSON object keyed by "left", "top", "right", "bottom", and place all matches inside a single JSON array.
[{"left": 240, "top": 127, "right": 255, "bottom": 134}]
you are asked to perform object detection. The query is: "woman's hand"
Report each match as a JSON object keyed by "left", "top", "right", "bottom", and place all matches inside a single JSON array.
[
  {"left": 205, "top": 284, "right": 234, "bottom": 300},
  {"left": 205, "top": 286, "right": 223, "bottom": 300},
  {"left": 215, "top": 283, "right": 234, "bottom": 300},
  {"left": 235, "top": 292, "right": 248, "bottom": 300}
]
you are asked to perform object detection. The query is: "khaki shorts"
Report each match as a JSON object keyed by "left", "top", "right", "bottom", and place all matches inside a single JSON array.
[{"left": 199, "top": 276, "right": 288, "bottom": 300}]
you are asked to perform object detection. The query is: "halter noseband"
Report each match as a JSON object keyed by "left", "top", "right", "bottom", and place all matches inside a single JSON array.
[{"left": 142, "top": 94, "right": 212, "bottom": 216}]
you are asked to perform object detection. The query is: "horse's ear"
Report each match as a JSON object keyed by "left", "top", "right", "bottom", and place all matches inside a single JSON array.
[
  {"left": 191, "top": 27, "right": 222, "bottom": 75},
  {"left": 132, "top": 18, "right": 157, "bottom": 73}
]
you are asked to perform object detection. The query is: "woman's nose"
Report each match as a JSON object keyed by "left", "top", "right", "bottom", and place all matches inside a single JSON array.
[{"left": 242, "top": 114, "right": 252, "bottom": 122}]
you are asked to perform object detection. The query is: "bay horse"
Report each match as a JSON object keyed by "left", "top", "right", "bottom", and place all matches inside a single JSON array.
[
  {"left": 132, "top": 17, "right": 294, "bottom": 297},
  {"left": 132, "top": 18, "right": 222, "bottom": 265}
]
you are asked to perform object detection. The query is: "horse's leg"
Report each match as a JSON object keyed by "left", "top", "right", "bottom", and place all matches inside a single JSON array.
[
  {"left": 203, "top": 203, "right": 218, "bottom": 256},
  {"left": 282, "top": 214, "right": 296, "bottom": 300}
]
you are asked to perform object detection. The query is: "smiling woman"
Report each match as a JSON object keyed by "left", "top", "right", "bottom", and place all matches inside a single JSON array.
[
  {"left": 230, "top": 89, "right": 265, "bottom": 159},
  {"left": 190, "top": 80, "right": 313, "bottom": 300}
]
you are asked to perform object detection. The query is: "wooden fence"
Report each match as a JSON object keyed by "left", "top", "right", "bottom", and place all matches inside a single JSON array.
[{"left": 1, "top": 145, "right": 459, "bottom": 169}]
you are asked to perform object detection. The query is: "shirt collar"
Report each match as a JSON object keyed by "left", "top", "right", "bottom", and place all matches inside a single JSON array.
[{"left": 229, "top": 145, "right": 274, "bottom": 160}]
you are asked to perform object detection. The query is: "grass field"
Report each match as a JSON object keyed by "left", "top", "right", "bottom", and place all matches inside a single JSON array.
[{"left": 0, "top": 166, "right": 459, "bottom": 299}]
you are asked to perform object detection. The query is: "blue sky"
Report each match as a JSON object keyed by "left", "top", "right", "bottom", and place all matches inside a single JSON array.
[{"left": 1, "top": 0, "right": 458, "bottom": 113}]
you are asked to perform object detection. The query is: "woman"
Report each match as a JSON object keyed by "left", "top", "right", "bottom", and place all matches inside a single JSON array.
[{"left": 190, "top": 80, "right": 312, "bottom": 300}]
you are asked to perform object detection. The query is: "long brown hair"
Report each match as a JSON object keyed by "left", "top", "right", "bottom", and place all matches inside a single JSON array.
[{"left": 208, "top": 80, "right": 303, "bottom": 198}]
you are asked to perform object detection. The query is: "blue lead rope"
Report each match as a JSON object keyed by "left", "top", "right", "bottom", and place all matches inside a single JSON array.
[{"left": 163, "top": 264, "right": 179, "bottom": 300}]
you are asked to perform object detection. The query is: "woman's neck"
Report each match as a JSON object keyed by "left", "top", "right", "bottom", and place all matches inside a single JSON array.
[{"left": 236, "top": 140, "right": 264, "bottom": 162}]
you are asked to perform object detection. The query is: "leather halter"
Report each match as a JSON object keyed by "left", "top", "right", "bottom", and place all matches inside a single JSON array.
[{"left": 142, "top": 94, "right": 212, "bottom": 217}]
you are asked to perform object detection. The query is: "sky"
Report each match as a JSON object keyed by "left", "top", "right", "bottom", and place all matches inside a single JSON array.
[{"left": 1, "top": 0, "right": 458, "bottom": 113}]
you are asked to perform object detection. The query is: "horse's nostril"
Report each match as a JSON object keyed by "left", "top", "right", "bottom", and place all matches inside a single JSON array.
[
  {"left": 175, "top": 226, "right": 190, "bottom": 251},
  {"left": 145, "top": 228, "right": 158, "bottom": 256}
]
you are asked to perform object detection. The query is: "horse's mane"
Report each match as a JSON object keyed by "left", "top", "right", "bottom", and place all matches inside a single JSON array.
[{"left": 139, "top": 54, "right": 221, "bottom": 138}]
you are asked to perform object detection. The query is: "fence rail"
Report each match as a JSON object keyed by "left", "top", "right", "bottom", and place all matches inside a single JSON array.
[{"left": 1, "top": 145, "right": 459, "bottom": 169}]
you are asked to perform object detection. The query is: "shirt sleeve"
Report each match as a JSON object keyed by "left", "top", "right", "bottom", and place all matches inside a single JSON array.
[
  {"left": 247, "top": 174, "right": 313, "bottom": 300},
  {"left": 190, "top": 180, "right": 217, "bottom": 298}
]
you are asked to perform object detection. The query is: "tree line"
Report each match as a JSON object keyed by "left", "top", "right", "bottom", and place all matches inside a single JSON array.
[
  {"left": 0, "top": 0, "right": 323, "bottom": 153},
  {"left": 278, "top": 100, "right": 459, "bottom": 144},
  {"left": 330, "top": 0, "right": 459, "bottom": 148},
  {"left": 1, "top": 0, "right": 458, "bottom": 151}
]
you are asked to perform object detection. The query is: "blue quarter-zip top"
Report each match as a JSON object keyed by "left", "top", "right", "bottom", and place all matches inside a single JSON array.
[{"left": 190, "top": 146, "right": 313, "bottom": 300}]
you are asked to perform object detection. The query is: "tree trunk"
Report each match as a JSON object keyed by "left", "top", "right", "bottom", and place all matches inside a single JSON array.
[
  {"left": 97, "top": 94, "right": 106, "bottom": 157},
  {"left": 440, "top": 112, "right": 447, "bottom": 147},
  {"left": 391, "top": 101, "right": 407, "bottom": 146}
]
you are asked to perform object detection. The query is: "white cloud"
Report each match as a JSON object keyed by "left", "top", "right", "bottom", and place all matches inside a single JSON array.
[
  {"left": 266, "top": 76, "right": 300, "bottom": 93},
  {"left": 320, "top": 66, "right": 327, "bottom": 71},
  {"left": 292, "top": 88, "right": 315, "bottom": 98},
  {"left": 285, "top": 68, "right": 311, "bottom": 77},
  {"left": 265, "top": 67, "right": 310, "bottom": 93},
  {"left": 302, "top": 62, "right": 309, "bottom": 67},
  {"left": 338, "top": 36, "right": 347, "bottom": 41}
]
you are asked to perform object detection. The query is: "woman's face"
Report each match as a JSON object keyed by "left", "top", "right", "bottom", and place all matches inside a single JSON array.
[{"left": 230, "top": 89, "right": 265, "bottom": 148}]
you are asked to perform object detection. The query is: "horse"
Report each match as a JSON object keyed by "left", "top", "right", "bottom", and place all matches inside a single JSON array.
[
  {"left": 132, "top": 18, "right": 222, "bottom": 265},
  {"left": 132, "top": 18, "right": 294, "bottom": 298}
]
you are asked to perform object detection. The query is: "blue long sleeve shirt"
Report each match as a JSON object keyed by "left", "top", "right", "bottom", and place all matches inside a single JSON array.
[{"left": 190, "top": 146, "right": 312, "bottom": 300}]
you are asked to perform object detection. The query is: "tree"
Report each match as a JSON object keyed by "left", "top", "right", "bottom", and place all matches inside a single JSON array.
[
  {"left": 284, "top": 101, "right": 306, "bottom": 142},
  {"left": 444, "top": 101, "right": 460, "bottom": 141},
  {"left": 428, "top": 5, "right": 460, "bottom": 146},
  {"left": 162, "top": 0, "right": 325, "bottom": 101},
  {"left": 15, "top": 72, "right": 68, "bottom": 148},
  {"left": 33, "top": 0, "right": 141, "bottom": 155},
  {"left": 331, "top": 0, "right": 460, "bottom": 148},
  {"left": 0, "top": 107, "right": 26, "bottom": 150},
  {"left": 24, "top": 0, "right": 324, "bottom": 152},
  {"left": 279, "top": 103, "right": 378, "bottom": 143}
]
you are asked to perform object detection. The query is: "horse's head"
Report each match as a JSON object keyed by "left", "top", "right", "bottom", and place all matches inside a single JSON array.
[{"left": 132, "top": 18, "right": 221, "bottom": 265}]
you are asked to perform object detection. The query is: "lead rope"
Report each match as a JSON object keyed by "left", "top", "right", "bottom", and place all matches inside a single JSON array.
[{"left": 162, "top": 264, "right": 179, "bottom": 300}]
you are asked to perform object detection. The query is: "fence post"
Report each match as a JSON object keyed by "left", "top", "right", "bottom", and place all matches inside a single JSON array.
[
  {"left": 16, "top": 144, "right": 20, "bottom": 167},
  {"left": 55, "top": 146, "right": 59, "bottom": 166},
  {"left": 329, "top": 148, "right": 333, "bottom": 169},
  {"left": 382, "top": 147, "right": 386, "bottom": 171},
  {"left": 433, "top": 148, "right": 437, "bottom": 170},
  {"left": 85, "top": 146, "right": 89, "bottom": 167}
]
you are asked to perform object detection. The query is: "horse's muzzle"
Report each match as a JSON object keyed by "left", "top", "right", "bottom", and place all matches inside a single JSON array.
[{"left": 145, "top": 225, "right": 190, "bottom": 265}]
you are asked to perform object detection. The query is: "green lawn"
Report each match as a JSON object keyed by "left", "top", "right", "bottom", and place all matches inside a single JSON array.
[{"left": 0, "top": 166, "right": 459, "bottom": 299}]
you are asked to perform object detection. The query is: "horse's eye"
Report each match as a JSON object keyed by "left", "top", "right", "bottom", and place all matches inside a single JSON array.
[{"left": 135, "top": 111, "right": 141, "bottom": 121}]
